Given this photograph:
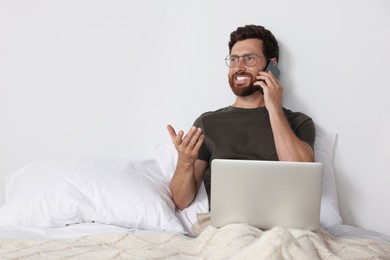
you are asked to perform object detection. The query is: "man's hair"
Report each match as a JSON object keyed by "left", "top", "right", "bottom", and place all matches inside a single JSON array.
[{"left": 229, "top": 25, "right": 279, "bottom": 61}]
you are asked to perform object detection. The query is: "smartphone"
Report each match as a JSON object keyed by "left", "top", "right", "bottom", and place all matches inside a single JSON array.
[{"left": 257, "top": 60, "right": 280, "bottom": 94}]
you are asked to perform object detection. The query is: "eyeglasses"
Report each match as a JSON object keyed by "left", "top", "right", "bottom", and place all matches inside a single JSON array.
[{"left": 225, "top": 54, "right": 265, "bottom": 68}]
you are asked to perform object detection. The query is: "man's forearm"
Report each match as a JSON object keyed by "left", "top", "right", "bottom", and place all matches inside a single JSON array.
[{"left": 169, "top": 163, "right": 198, "bottom": 210}]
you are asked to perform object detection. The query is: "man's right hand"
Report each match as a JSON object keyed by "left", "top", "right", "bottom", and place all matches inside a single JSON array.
[{"left": 167, "top": 125, "right": 204, "bottom": 167}]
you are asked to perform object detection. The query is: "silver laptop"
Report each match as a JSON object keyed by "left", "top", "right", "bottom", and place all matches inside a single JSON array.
[{"left": 210, "top": 159, "right": 323, "bottom": 231}]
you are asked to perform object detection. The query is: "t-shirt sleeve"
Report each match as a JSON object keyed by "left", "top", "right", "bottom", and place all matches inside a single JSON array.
[
  {"left": 295, "top": 117, "right": 316, "bottom": 150},
  {"left": 284, "top": 109, "right": 316, "bottom": 150},
  {"left": 193, "top": 116, "right": 211, "bottom": 162}
]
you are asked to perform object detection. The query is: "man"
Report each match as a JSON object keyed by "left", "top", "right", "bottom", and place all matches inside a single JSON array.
[{"left": 167, "top": 25, "right": 315, "bottom": 210}]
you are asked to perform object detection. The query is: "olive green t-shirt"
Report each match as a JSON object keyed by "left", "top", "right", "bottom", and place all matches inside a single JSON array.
[{"left": 193, "top": 106, "right": 316, "bottom": 202}]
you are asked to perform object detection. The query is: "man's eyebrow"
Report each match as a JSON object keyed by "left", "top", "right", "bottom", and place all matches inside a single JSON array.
[{"left": 230, "top": 53, "right": 257, "bottom": 56}]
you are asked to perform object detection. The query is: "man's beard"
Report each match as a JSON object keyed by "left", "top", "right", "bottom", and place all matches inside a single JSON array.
[{"left": 228, "top": 73, "right": 258, "bottom": 97}]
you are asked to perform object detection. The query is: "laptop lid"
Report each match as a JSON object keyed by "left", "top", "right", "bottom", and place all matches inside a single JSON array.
[{"left": 210, "top": 159, "right": 323, "bottom": 231}]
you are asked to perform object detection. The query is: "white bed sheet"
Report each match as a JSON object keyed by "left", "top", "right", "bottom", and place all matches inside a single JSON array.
[
  {"left": 327, "top": 224, "right": 390, "bottom": 243},
  {"left": 0, "top": 223, "right": 132, "bottom": 240}
]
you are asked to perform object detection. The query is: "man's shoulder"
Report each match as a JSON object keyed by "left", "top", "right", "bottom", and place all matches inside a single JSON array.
[
  {"left": 283, "top": 107, "right": 311, "bottom": 119},
  {"left": 283, "top": 107, "right": 314, "bottom": 129},
  {"left": 199, "top": 106, "right": 231, "bottom": 118},
  {"left": 193, "top": 106, "right": 231, "bottom": 127}
]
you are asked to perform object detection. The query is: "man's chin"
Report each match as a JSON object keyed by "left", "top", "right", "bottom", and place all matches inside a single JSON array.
[{"left": 231, "top": 85, "right": 258, "bottom": 97}]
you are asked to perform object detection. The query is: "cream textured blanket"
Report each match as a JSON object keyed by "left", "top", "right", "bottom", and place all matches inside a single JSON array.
[{"left": 1, "top": 224, "right": 390, "bottom": 259}]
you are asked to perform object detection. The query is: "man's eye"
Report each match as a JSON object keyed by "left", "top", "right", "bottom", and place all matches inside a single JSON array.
[
  {"left": 246, "top": 56, "right": 256, "bottom": 62},
  {"left": 230, "top": 57, "right": 238, "bottom": 62}
]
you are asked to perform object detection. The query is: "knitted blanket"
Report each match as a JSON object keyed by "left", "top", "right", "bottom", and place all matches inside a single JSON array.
[{"left": 1, "top": 224, "right": 389, "bottom": 259}]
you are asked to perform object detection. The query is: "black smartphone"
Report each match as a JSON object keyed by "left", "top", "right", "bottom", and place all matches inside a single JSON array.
[
  {"left": 257, "top": 60, "right": 280, "bottom": 94},
  {"left": 265, "top": 60, "right": 280, "bottom": 79}
]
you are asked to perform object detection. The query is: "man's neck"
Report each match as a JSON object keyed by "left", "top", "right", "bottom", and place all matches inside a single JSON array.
[{"left": 232, "top": 91, "right": 265, "bottom": 109}]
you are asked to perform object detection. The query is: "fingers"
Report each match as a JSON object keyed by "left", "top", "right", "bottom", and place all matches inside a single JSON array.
[
  {"left": 167, "top": 125, "right": 204, "bottom": 166},
  {"left": 256, "top": 71, "right": 278, "bottom": 87},
  {"left": 167, "top": 124, "right": 184, "bottom": 146},
  {"left": 167, "top": 124, "right": 177, "bottom": 140},
  {"left": 256, "top": 71, "right": 281, "bottom": 93},
  {"left": 194, "top": 134, "right": 205, "bottom": 150},
  {"left": 182, "top": 126, "right": 200, "bottom": 146},
  {"left": 167, "top": 125, "right": 204, "bottom": 150}
]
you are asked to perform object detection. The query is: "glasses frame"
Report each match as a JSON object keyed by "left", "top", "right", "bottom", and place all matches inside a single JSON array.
[{"left": 225, "top": 54, "right": 266, "bottom": 68}]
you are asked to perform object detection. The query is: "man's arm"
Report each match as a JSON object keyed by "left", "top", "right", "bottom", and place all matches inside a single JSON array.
[
  {"left": 258, "top": 70, "right": 314, "bottom": 162},
  {"left": 268, "top": 110, "right": 314, "bottom": 161},
  {"left": 167, "top": 125, "right": 208, "bottom": 210}
]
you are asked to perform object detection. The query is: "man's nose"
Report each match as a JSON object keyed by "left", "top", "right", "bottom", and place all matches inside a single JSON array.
[{"left": 236, "top": 57, "right": 246, "bottom": 71}]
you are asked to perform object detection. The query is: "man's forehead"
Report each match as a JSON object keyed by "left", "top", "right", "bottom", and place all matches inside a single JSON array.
[{"left": 231, "top": 38, "right": 264, "bottom": 55}]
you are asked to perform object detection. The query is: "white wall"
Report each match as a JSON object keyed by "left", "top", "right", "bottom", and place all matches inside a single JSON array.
[{"left": 1, "top": 0, "right": 389, "bottom": 235}]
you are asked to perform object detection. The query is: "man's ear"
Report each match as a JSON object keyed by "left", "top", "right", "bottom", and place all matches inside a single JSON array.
[{"left": 270, "top": 57, "right": 277, "bottom": 64}]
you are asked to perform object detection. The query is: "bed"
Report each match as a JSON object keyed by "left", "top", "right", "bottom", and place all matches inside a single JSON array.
[{"left": 0, "top": 126, "right": 389, "bottom": 259}]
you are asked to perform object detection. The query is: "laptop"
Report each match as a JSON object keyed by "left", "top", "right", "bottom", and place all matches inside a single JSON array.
[{"left": 210, "top": 159, "right": 323, "bottom": 231}]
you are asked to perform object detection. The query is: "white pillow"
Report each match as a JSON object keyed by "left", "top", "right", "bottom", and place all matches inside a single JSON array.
[
  {"left": 153, "top": 144, "right": 178, "bottom": 181},
  {"left": 314, "top": 125, "right": 343, "bottom": 228},
  {"left": 0, "top": 159, "right": 186, "bottom": 233},
  {"left": 154, "top": 124, "right": 343, "bottom": 230}
]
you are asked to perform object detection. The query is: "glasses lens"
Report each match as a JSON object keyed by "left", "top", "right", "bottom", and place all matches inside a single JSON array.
[
  {"left": 225, "top": 55, "right": 238, "bottom": 68},
  {"left": 244, "top": 55, "right": 258, "bottom": 67},
  {"left": 225, "top": 56, "right": 231, "bottom": 67}
]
